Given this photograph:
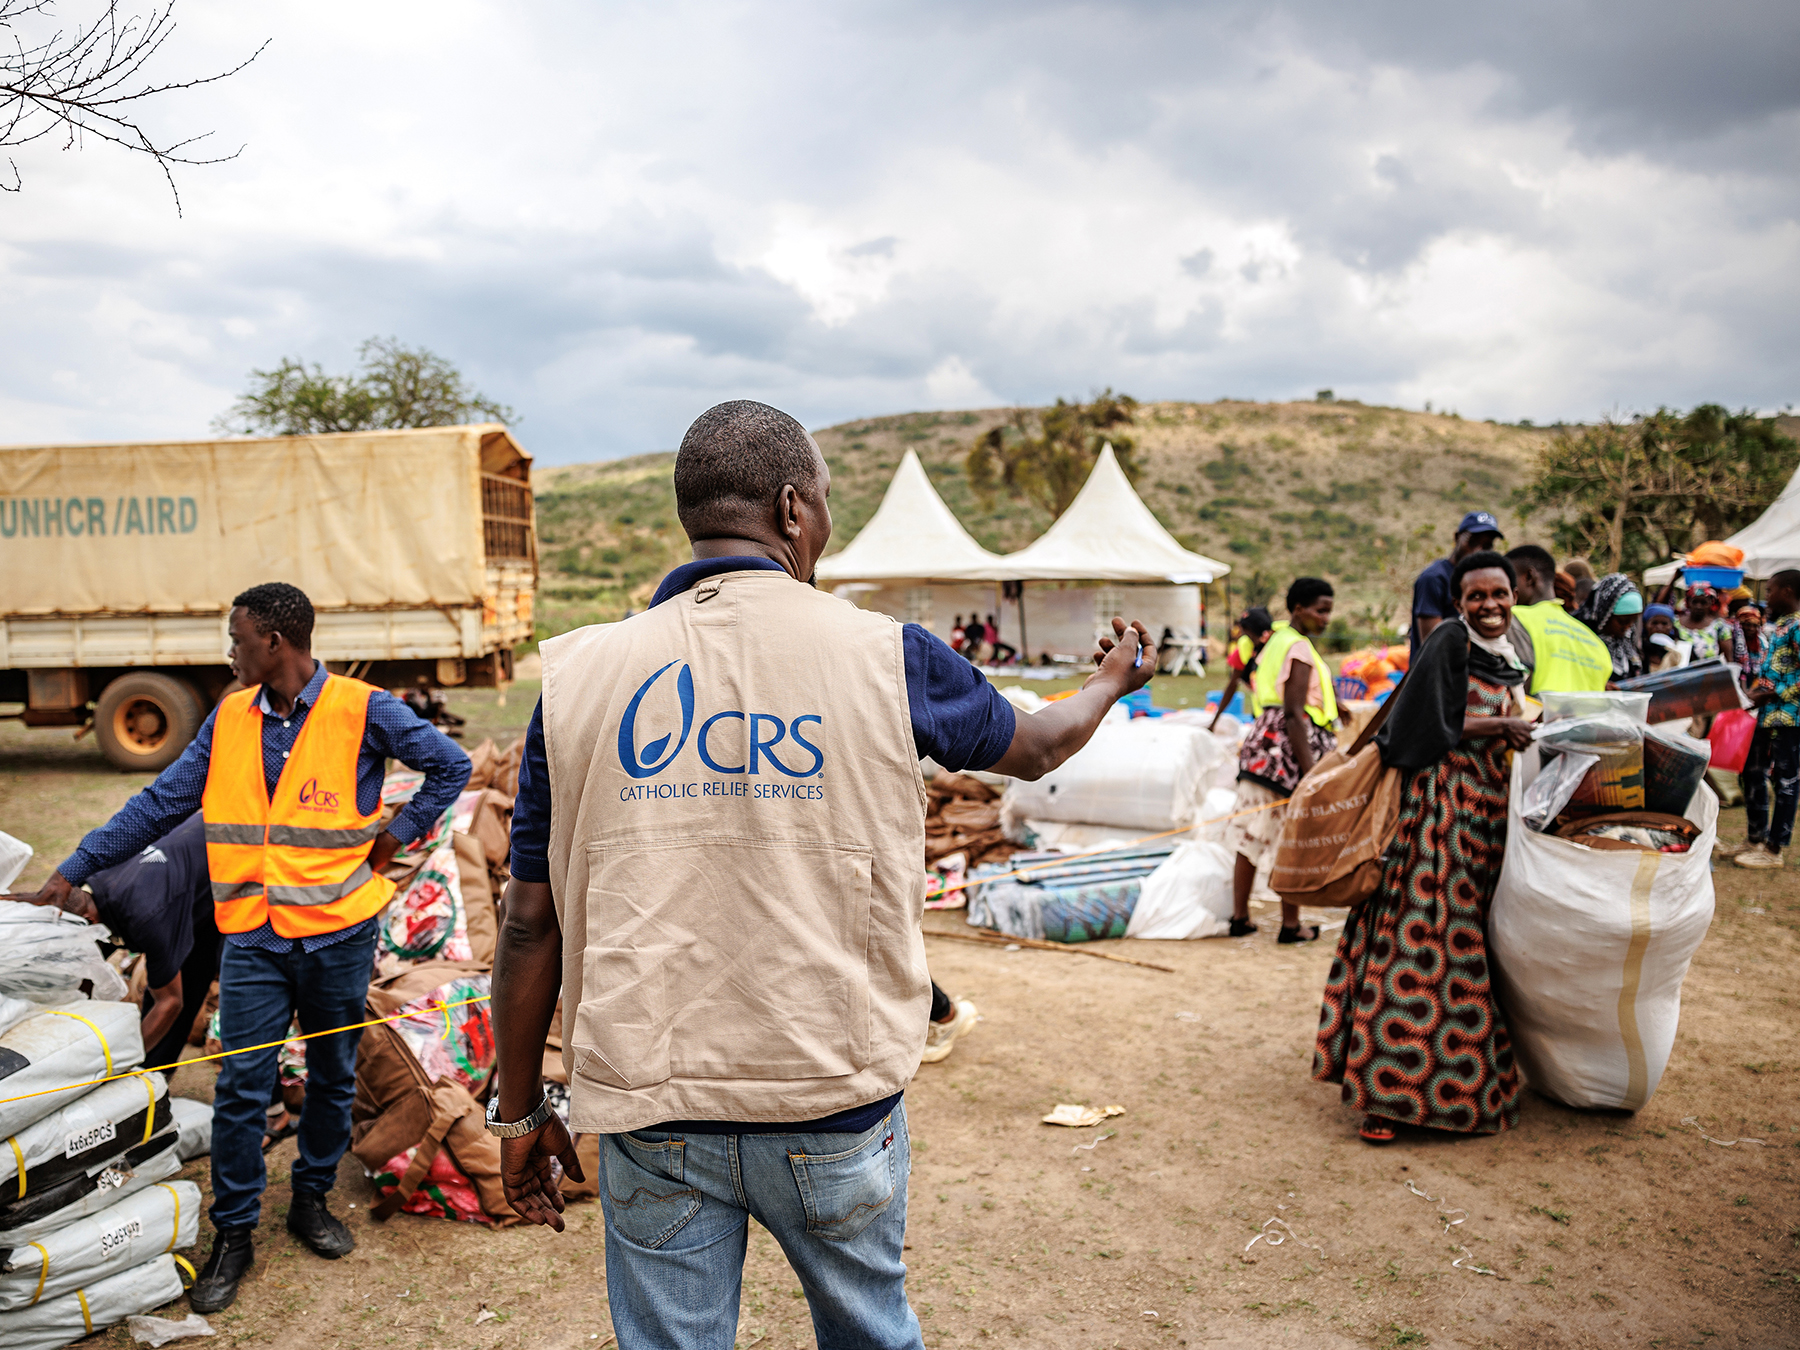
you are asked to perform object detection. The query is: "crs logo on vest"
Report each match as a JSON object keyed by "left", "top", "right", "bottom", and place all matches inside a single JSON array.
[
  {"left": 617, "top": 660, "right": 823, "bottom": 781},
  {"left": 296, "top": 777, "right": 342, "bottom": 811}
]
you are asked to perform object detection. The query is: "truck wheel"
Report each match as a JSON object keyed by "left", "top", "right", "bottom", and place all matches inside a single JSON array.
[{"left": 94, "top": 673, "right": 205, "bottom": 773}]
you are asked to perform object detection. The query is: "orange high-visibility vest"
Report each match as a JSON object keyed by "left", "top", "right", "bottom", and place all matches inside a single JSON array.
[{"left": 202, "top": 673, "right": 396, "bottom": 938}]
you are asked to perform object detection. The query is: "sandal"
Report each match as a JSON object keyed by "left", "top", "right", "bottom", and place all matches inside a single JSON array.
[
  {"left": 1358, "top": 1115, "right": 1397, "bottom": 1144},
  {"left": 262, "top": 1111, "right": 298, "bottom": 1153},
  {"left": 1228, "top": 916, "right": 1258, "bottom": 937},
  {"left": 1278, "top": 924, "right": 1321, "bottom": 944}
]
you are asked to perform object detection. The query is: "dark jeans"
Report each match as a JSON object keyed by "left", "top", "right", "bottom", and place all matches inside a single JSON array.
[
  {"left": 209, "top": 927, "right": 376, "bottom": 1230},
  {"left": 142, "top": 909, "right": 221, "bottom": 1079},
  {"left": 1742, "top": 726, "right": 1800, "bottom": 849}
]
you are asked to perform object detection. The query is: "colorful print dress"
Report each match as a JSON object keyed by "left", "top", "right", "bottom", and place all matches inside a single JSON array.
[{"left": 1312, "top": 673, "right": 1522, "bottom": 1133}]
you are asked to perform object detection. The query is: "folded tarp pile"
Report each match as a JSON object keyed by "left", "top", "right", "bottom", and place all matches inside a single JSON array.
[{"left": 0, "top": 920, "right": 203, "bottom": 1347}]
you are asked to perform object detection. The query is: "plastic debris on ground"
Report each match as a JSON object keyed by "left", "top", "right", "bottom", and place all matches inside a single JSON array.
[
  {"left": 128, "top": 1312, "right": 214, "bottom": 1345},
  {"left": 966, "top": 843, "right": 1174, "bottom": 941},
  {"left": 0, "top": 1180, "right": 200, "bottom": 1311},
  {"left": 1042, "top": 1103, "right": 1126, "bottom": 1127},
  {"left": 0, "top": 1252, "right": 186, "bottom": 1350}
]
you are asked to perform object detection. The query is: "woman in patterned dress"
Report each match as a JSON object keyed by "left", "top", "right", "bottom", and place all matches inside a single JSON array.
[{"left": 1313, "top": 551, "right": 1535, "bottom": 1143}]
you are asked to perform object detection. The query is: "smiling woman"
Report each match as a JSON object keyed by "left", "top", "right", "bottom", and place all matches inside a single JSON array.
[{"left": 1312, "top": 549, "right": 1536, "bottom": 1144}]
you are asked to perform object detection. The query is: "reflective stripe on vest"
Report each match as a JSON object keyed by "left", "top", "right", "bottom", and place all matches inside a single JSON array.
[
  {"left": 201, "top": 674, "right": 397, "bottom": 939},
  {"left": 1512, "top": 601, "right": 1612, "bottom": 694},
  {"left": 1251, "top": 622, "right": 1337, "bottom": 726}
]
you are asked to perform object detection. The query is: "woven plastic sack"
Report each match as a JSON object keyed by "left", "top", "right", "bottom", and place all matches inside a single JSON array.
[
  {"left": 387, "top": 974, "right": 493, "bottom": 1094},
  {"left": 0, "top": 1001, "right": 144, "bottom": 1137},
  {"left": 1125, "top": 842, "right": 1233, "bottom": 939},
  {"left": 0, "top": 1251, "right": 186, "bottom": 1350},
  {"left": 1491, "top": 746, "right": 1717, "bottom": 1111},
  {"left": 0, "top": 1071, "right": 168, "bottom": 1199},
  {"left": 0, "top": 1179, "right": 199, "bottom": 1311},
  {"left": 379, "top": 841, "right": 470, "bottom": 962},
  {"left": 373, "top": 1145, "right": 491, "bottom": 1224},
  {"left": 169, "top": 1099, "right": 212, "bottom": 1162}
]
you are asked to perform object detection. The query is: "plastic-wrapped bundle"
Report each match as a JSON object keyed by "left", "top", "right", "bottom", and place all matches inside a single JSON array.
[
  {"left": 0, "top": 906, "right": 128, "bottom": 1005},
  {"left": 0, "top": 1001, "right": 144, "bottom": 1137},
  {"left": 169, "top": 1099, "right": 212, "bottom": 1162},
  {"left": 1001, "top": 720, "right": 1230, "bottom": 832},
  {"left": 0, "top": 1129, "right": 181, "bottom": 1248},
  {"left": 967, "top": 844, "right": 1170, "bottom": 941},
  {"left": 1614, "top": 658, "right": 1748, "bottom": 724},
  {"left": 1533, "top": 712, "right": 1645, "bottom": 810},
  {"left": 0, "top": 1180, "right": 199, "bottom": 1311},
  {"left": 1539, "top": 690, "right": 1652, "bottom": 725},
  {"left": 1518, "top": 752, "right": 1599, "bottom": 833},
  {"left": 0, "top": 1251, "right": 186, "bottom": 1350},
  {"left": 0, "top": 1072, "right": 168, "bottom": 1200},
  {"left": 1643, "top": 724, "right": 1712, "bottom": 815},
  {"left": 1125, "top": 841, "right": 1235, "bottom": 939}
]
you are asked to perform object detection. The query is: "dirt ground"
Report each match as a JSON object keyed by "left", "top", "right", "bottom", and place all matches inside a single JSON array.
[{"left": 2, "top": 697, "right": 1797, "bottom": 1350}]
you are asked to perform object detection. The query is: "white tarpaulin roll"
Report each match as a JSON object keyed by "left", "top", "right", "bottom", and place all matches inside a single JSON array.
[
  {"left": 0, "top": 1132, "right": 182, "bottom": 1249},
  {"left": 0, "top": 1180, "right": 199, "bottom": 1311},
  {"left": 1491, "top": 746, "right": 1717, "bottom": 1111},
  {"left": 0, "top": 1072, "right": 168, "bottom": 1194},
  {"left": 1001, "top": 720, "right": 1229, "bottom": 832},
  {"left": 1125, "top": 842, "right": 1234, "bottom": 940},
  {"left": 0, "top": 1252, "right": 186, "bottom": 1350},
  {"left": 0, "top": 1002, "right": 143, "bottom": 1137}
]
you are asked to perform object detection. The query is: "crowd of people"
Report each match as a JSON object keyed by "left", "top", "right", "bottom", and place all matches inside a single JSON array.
[{"left": 1211, "top": 509, "right": 1795, "bottom": 1147}]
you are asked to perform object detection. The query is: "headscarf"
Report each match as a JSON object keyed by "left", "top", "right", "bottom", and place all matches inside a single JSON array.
[
  {"left": 1645, "top": 602, "right": 1676, "bottom": 623},
  {"left": 1573, "top": 572, "right": 1642, "bottom": 679},
  {"left": 1376, "top": 617, "right": 1529, "bottom": 772}
]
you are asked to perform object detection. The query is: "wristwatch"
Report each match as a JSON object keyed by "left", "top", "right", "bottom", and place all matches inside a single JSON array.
[{"left": 485, "top": 1092, "right": 554, "bottom": 1138}]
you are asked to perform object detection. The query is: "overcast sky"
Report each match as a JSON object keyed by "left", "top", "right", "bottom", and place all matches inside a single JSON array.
[{"left": 2, "top": 1, "right": 1795, "bottom": 463}]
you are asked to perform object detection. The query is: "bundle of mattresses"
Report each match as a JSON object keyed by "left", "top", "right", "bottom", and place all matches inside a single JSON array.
[
  {"left": 965, "top": 842, "right": 1176, "bottom": 942},
  {"left": 0, "top": 997, "right": 200, "bottom": 1348}
]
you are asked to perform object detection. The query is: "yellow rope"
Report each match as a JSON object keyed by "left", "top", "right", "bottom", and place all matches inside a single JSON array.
[
  {"left": 45, "top": 1009, "right": 111, "bottom": 1076},
  {"left": 6, "top": 1135, "right": 22, "bottom": 1199},
  {"left": 173, "top": 1253, "right": 197, "bottom": 1283},
  {"left": 140, "top": 1073, "right": 156, "bottom": 1143},
  {"left": 159, "top": 1182, "right": 181, "bottom": 1252},
  {"left": 0, "top": 996, "right": 487, "bottom": 1110},
  {"left": 76, "top": 1287, "right": 92, "bottom": 1333},
  {"left": 28, "top": 1242, "right": 48, "bottom": 1306}
]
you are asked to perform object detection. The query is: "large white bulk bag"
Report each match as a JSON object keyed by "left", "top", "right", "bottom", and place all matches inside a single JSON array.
[
  {"left": 0, "top": 1001, "right": 144, "bottom": 1137},
  {"left": 1490, "top": 746, "right": 1717, "bottom": 1111},
  {"left": 0, "top": 1252, "right": 186, "bottom": 1350},
  {"left": 1001, "top": 720, "right": 1229, "bottom": 832},
  {"left": 1125, "top": 842, "right": 1234, "bottom": 939},
  {"left": 0, "top": 1180, "right": 199, "bottom": 1311}
]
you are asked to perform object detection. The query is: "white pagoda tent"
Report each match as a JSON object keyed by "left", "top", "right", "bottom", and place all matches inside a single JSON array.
[
  {"left": 995, "top": 443, "right": 1230, "bottom": 584},
  {"left": 814, "top": 449, "right": 1007, "bottom": 585},
  {"left": 1645, "top": 463, "right": 1800, "bottom": 585}
]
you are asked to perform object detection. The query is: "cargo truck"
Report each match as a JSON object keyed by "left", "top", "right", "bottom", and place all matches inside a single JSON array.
[{"left": 0, "top": 424, "right": 536, "bottom": 770}]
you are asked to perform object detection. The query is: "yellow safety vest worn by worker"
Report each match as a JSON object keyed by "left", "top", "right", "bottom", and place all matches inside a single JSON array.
[
  {"left": 1511, "top": 600, "right": 1611, "bottom": 694},
  {"left": 540, "top": 568, "right": 928, "bottom": 1134},
  {"left": 1252, "top": 622, "right": 1337, "bottom": 727},
  {"left": 202, "top": 674, "right": 396, "bottom": 938}
]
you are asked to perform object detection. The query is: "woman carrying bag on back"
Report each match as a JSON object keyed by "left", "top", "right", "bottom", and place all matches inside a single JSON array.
[{"left": 1312, "top": 551, "right": 1535, "bottom": 1144}]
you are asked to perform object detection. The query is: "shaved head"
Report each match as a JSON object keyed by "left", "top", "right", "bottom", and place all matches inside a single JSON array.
[{"left": 674, "top": 400, "right": 823, "bottom": 540}]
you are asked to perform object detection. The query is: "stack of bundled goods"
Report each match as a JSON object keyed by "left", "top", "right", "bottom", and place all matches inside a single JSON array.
[
  {"left": 965, "top": 843, "right": 1176, "bottom": 942},
  {"left": 1492, "top": 713, "right": 1718, "bottom": 1112},
  {"left": 925, "top": 774, "right": 1012, "bottom": 878},
  {"left": 0, "top": 909, "right": 201, "bottom": 1348}
]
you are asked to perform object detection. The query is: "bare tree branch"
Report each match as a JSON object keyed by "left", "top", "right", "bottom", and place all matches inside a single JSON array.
[{"left": 0, "top": 1, "right": 265, "bottom": 213}]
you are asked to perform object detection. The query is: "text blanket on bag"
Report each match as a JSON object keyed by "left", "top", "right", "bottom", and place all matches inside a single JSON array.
[
  {"left": 1270, "top": 694, "right": 1399, "bottom": 907},
  {"left": 1490, "top": 744, "right": 1717, "bottom": 1111}
]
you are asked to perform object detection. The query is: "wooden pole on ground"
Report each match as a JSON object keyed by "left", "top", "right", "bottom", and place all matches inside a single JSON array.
[{"left": 925, "top": 927, "right": 1175, "bottom": 973}]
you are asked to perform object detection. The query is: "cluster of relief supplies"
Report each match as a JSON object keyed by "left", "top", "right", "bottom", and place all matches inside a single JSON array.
[
  {"left": 0, "top": 835, "right": 213, "bottom": 1350},
  {"left": 965, "top": 661, "right": 1740, "bottom": 1117}
]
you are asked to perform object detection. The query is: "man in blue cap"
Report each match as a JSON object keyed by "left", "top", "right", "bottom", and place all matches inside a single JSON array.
[{"left": 1410, "top": 511, "right": 1503, "bottom": 658}]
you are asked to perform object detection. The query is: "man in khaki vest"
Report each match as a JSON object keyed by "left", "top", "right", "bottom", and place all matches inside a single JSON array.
[{"left": 491, "top": 400, "right": 1156, "bottom": 1350}]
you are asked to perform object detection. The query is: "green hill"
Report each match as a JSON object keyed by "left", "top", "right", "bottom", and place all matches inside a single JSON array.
[{"left": 531, "top": 399, "right": 1556, "bottom": 641}]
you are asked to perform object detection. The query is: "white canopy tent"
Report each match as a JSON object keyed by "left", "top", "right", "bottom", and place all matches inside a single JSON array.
[
  {"left": 1644, "top": 464, "right": 1800, "bottom": 586},
  {"left": 814, "top": 448, "right": 1008, "bottom": 584},
  {"left": 993, "top": 444, "right": 1231, "bottom": 584}
]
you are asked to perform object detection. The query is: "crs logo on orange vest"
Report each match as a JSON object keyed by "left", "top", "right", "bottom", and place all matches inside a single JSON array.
[
  {"left": 297, "top": 777, "right": 343, "bottom": 811},
  {"left": 618, "top": 660, "right": 823, "bottom": 781}
]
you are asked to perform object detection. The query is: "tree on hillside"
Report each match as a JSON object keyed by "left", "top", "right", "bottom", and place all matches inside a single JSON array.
[
  {"left": 1518, "top": 405, "right": 1798, "bottom": 576},
  {"left": 965, "top": 390, "right": 1139, "bottom": 520},
  {"left": 1, "top": 2, "right": 265, "bottom": 210},
  {"left": 215, "top": 337, "right": 516, "bottom": 436}
]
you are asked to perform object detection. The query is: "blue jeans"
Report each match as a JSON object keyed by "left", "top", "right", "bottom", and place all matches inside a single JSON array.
[
  {"left": 599, "top": 1101, "right": 923, "bottom": 1350},
  {"left": 209, "top": 928, "right": 376, "bottom": 1230}
]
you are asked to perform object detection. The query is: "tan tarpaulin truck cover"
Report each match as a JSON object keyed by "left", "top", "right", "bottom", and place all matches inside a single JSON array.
[{"left": 0, "top": 425, "right": 525, "bottom": 615}]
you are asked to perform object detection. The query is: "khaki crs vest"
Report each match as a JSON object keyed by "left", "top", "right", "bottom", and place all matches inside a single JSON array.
[{"left": 541, "top": 569, "right": 930, "bottom": 1133}]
